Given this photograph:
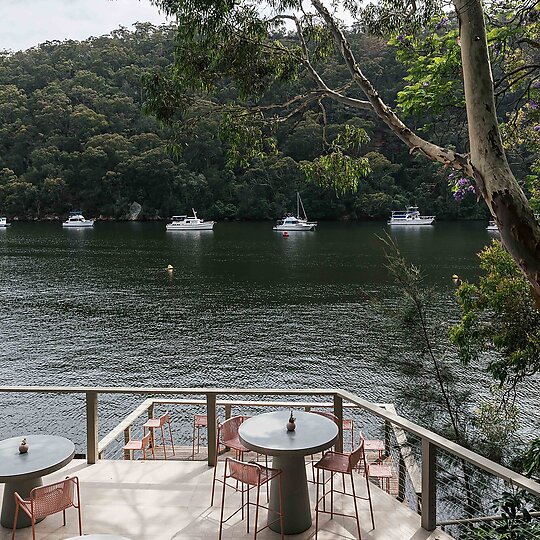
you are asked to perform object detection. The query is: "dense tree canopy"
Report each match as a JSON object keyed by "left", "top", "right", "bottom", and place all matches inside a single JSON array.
[{"left": 0, "top": 20, "right": 517, "bottom": 221}]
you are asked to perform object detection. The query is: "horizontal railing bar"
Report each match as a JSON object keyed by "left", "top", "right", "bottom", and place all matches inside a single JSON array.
[
  {"left": 0, "top": 386, "right": 338, "bottom": 395},
  {"left": 151, "top": 398, "right": 373, "bottom": 409},
  {"left": 2, "top": 386, "right": 540, "bottom": 498},
  {"left": 338, "top": 390, "right": 540, "bottom": 498}
]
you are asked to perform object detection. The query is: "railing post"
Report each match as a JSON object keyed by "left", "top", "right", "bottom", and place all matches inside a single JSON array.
[
  {"left": 148, "top": 401, "right": 154, "bottom": 420},
  {"left": 421, "top": 439, "right": 437, "bottom": 531},
  {"left": 86, "top": 391, "right": 98, "bottom": 465},
  {"left": 207, "top": 393, "right": 217, "bottom": 467},
  {"left": 123, "top": 427, "right": 131, "bottom": 460},
  {"left": 333, "top": 393, "right": 343, "bottom": 453},
  {"left": 224, "top": 404, "right": 232, "bottom": 420}
]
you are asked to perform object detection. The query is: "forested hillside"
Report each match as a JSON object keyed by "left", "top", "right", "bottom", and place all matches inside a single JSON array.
[{"left": 0, "top": 23, "right": 503, "bottom": 220}]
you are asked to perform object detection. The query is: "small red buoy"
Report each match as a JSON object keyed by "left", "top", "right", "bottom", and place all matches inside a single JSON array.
[{"left": 283, "top": 231, "right": 289, "bottom": 237}]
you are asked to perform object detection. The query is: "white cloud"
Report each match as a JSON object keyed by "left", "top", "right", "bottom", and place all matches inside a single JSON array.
[{"left": 0, "top": 0, "right": 170, "bottom": 52}]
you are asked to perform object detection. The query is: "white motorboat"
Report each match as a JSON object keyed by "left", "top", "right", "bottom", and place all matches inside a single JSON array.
[
  {"left": 388, "top": 207, "right": 435, "bottom": 226},
  {"left": 166, "top": 209, "right": 214, "bottom": 230},
  {"left": 273, "top": 193, "right": 317, "bottom": 231},
  {"left": 0, "top": 217, "right": 10, "bottom": 227},
  {"left": 486, "top": 220, "right": 499, "bottom": 232},
  {"left": 62, "top": 211, "right": 95, "bottom": 228}
]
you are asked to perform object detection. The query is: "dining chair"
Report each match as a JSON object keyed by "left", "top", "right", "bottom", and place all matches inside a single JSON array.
[
  {"left": 218, "top": 458, "right": 283, "bottom": 540},
  {"left": 191, "top": 413, "right": 207, "bottom": 460},
  {"left": 12, "top": 476, "right": 82, "bottom": 540},
  {"left": 143, "top": 411, "right": 175, "bottom": 460},
  {"left": 123, "top": 431, "right": 155, "bottom": 460},
  {"left": 313, "top": 440, "right": 375, "bottom": 539}
]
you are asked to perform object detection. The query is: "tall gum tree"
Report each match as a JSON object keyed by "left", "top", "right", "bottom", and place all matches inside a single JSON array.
[{"left": 149, "top": 0, "right": 540, "bottom": 301}]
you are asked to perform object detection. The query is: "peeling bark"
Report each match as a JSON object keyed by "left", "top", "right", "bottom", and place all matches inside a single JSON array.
[{"left": 455, "top": 0, "right": 540, "bottom": 304}]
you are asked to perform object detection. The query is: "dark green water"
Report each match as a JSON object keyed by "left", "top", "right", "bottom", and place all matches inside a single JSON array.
[{"left": 1, "top": 221, "right": 531, "bottom": 450}]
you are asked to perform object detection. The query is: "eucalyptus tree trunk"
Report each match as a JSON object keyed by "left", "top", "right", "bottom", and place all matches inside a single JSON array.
[{"left": 455, "top": 0, "right": 540, "bottom": 303}]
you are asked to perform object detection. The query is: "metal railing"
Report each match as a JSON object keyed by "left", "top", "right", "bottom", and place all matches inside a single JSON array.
[{"left": 1, "top": 385, "right": 539, "bottom": 535}]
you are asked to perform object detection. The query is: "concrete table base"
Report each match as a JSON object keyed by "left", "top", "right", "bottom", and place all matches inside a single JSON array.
[
  {"left": 268, "top": 454, "right": 311, "bottom": 534},
  {"left": 1, "top": 477, "right": 44, "bottom": 528},
  {"left": 239, "top": 411, "right": 338, "bottom": 536}
]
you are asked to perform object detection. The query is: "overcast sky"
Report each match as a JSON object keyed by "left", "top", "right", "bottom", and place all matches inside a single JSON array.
[{"left": 0, "top": 0, "right": 170, "bottom": 52}]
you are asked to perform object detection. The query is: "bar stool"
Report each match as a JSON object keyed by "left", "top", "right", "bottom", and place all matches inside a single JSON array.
[
  {"left": 123, "top": 432, "right": 155, "bottom": 460},
  {"left": 355, "top": 431, "right": 385, "bottom": 476},
  {"left": 314, "top": 440, "right": 375, "bottom": 539},
  {"left": 191, "top": 413, "right": 207, "bottom": 460},
  {"left": 343, "top": 418, "right": 354, "bottom": 451},
  {"left": 218, "top": 458, "right": 284, "bottom": 540},
  {"left": 307, "top": 411, "right": 338, "bottom": 482},
  {"left": 368, "top": 460, "right": 393, "bottom": 493},
  {"left": 143, "top": 411, "right": 175, "bottom": 460},
  {"left": 211, "top": 416, "right": 251, "bottom": 505}
]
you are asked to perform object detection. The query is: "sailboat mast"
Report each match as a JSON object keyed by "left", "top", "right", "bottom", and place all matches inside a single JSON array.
[{"left": 298, "top": 192, "right": 308, "bottom": 220}]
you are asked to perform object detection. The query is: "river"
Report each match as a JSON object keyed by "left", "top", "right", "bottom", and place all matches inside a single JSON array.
[{"left": 0, "top": 221, "right": 535, "bottom": 451}]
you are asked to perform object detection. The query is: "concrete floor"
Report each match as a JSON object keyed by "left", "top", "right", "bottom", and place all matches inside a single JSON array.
[{"left": 0, "top": 459, "right": 453, "bottom": 540}]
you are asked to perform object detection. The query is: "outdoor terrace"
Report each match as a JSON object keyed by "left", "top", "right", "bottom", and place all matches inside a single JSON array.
[{"left": 1, "top": 386, "right": 539, "bottom": 540}]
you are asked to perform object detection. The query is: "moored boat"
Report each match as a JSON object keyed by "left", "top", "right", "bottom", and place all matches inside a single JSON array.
[
  {"left": 166, "top": 210, "right": 214, "bottom": 231},
  {"left": 486, "top": 220, "right": 499, "bottom": 232},
  {"left": 388, "top": 206, "right": 435, "bottom": 226},
  {"left": 273, "top": 192, "right": 317, "bottom": 231},
  {"left": 0, "top": 217, "right": 10, "bottom": 227},
  {"left": 62, "top": 211, "right": 94, "bottom": 228}
]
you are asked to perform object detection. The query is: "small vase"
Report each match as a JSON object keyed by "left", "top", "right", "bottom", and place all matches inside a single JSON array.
[
  {"left": 19, "top": 438, "right": 28, "bottom": 454},
  {"left": 287, "top": 411, "right": 296, "bottom": 431}
]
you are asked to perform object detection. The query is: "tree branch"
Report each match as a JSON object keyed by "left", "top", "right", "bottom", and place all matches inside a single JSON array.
[{"left": 309, "top": 0, "right": 472, "bottom": 175}]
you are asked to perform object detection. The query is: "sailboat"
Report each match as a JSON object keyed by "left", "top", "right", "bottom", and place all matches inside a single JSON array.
[{"left": 273, "top": 192, "right": 317, "bottom": 231}]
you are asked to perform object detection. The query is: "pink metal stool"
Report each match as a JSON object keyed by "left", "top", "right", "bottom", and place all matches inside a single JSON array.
[
  {"left": 368, "top": 461, "right": 394, "bottom": 493},
  {"left": 307, "top": 411, "right": 338, "bottom": 482},
  {"left": 143, "top": 411, "right": 175, "bottom": 460},
  {"left": 314, "top": 441, "right": 375, "bottom": 539},
  {"left": 211, "top": 416, "right": 251, "bottom": 505},
  {"left": 218, "top": 458, "right": 283, "bottom": 540},
  {"left": 191, "top": 413, "right": 207, "bottom": 459},
  {"left": 123, "top": 431, "right": 155, "bottom": 460},
  {"left": 343, "top": 418, "right": 354, "bottom": 450}
]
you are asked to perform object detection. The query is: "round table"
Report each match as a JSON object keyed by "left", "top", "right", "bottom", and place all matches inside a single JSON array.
[
  {"left": 0, "top": 435, "right": 75, "bottom": 528},
  {"left": 239, "top": 410, "right": 338, "bottom": 534}
]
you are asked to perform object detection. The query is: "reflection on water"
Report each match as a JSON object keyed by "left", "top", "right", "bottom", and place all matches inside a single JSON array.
[{"left": 0, "top": 221, "right": 536, "bottom": 449}]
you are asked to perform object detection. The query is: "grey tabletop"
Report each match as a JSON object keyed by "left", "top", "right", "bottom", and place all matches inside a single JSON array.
[
  {"left": 0, "top": 435, "right": 75, "bottom": 482},
  {"left": 239, "top": 410, "right": 338, "bottom": 456}
]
